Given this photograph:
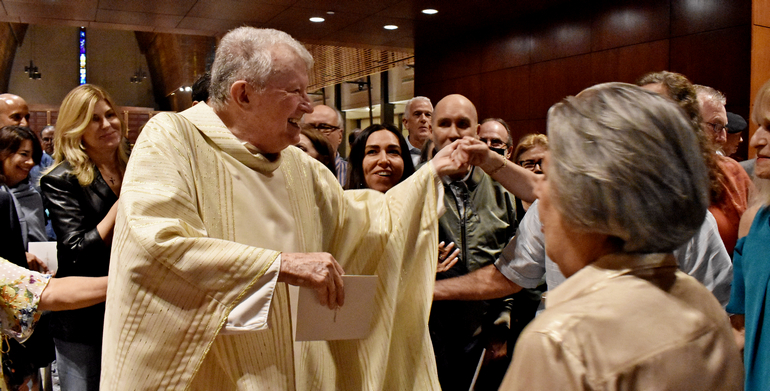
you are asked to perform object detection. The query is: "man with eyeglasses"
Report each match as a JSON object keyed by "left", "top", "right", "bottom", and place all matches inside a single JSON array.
[
  {"left": 696, "top": 85, "right": 729, "bottom": 151},
  {"left": 303, "top": 104, "right": 348, "bottom": 185},
  {"left": 695, "top": 84, "right": 753, "bottom": 254},
  {"left": 478, "top": 118, "right": 513, "bottom": 159}
]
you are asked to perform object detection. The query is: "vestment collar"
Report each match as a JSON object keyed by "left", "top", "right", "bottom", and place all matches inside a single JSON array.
[
  {"left": 545, "top": 252, "right": 678, "bottom": 309},
  {"left": 179, "top": 102, "right": 282, "bottom": 174}
]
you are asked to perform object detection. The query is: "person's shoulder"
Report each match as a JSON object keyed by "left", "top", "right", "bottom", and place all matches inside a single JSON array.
[
  {"left": 739, "top": 204, "right": 765, "bottom": 238},
  {"left": 41, "top": 161, "right": 74, "bottom": 182}
]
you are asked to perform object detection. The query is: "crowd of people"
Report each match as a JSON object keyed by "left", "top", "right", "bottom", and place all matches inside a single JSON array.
[{"left": 0, "top": 25, "right": 768, "bottom": 391}]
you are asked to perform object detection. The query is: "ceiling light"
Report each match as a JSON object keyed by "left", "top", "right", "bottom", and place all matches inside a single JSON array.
[
  {"left": 309, "top": 17, "right": 325, "bottom": 22},
  {"left": 326, "top": 11, "right": 335, "bottom": 15},
  {"left": 384, "top": 25, "right": 398, "bottom": 30},
  {"left": 422, "top": 9, "right": 438, "bottom": 15}
]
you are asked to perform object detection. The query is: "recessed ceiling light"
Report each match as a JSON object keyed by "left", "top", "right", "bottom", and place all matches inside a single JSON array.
[
  {"left": 422, "top": 9, "right": 438, "bottom": 15},
  {"left": 326, "top": 11, "right": 335, "bottom": 15},
  {"left": 384, "top": 25, "right": 398, "bottom": 30},
  {"left": 309, "top": 17, "right": 325, "bottom": 23}
]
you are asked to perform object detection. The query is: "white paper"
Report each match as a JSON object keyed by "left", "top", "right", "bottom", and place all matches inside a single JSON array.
[
  {"left": 295, "top": 275, "right": 377, "bottom": 341},
  {"left": 27, "top": 241, "right": 57, "bottom": 274}
]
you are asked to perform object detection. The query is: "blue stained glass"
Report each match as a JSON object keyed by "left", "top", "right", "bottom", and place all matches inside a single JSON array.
[{"left": 79, "top": 28, "right": 86, "bottom": 85}]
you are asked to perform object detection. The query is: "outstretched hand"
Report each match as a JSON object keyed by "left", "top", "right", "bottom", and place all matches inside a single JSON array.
[
  {"left": 457, "top": 138, "right": 505, "bottom": 170},
  {"left": 431, "top": 137, "right": 474, "bottom": 176},
  {"left": 278, "top": 252, "right": 345, "bottom": 310}
]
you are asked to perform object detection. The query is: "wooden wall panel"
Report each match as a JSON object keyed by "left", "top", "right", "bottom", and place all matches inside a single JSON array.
[
  {"left": 529, "top": 54, "right": 593, "bottom": 118},
  {"left": 617, "top": 40, "right": 670, "bottom": 83},
  {"left": 479, "top": 66, "right": 530, "bottom": 121},
  {"left": 591, "top": 1, "right": 670, "bottom": 51},
  {"left": 415, "top": 0, "right": 752, "bottom": 142},
  {"left": 530, "top": 18, "right": 591, "bottom": 64},
  {"left": 670, "top": 26, "right": 751, "bottom": 110},
  {"left": 750, "top": 1, "right": 770, "bottom": 157},
  {"left": 419, "top": 39, "right": 481, "bottom": 85},
  {"left": 590, "top": 49, "right": 619, "bottom": 85},
  {"left": 756, "top": 0, "right": 770, "bottom": 27},
  {"left": 480, "top": 30, "right": 531, "bottom": 74},
  {"left": 421, "top": 74, "right": 481, "bottom": 114},
  {"left": 671, "top": 0, "right": 751, "bottom": 36}
]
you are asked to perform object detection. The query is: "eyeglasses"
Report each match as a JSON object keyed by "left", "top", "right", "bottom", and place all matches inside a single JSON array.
[
  {"left": 518, "top": 159, "right": 542, "bottom": 171},
  {"left": 311, "top": 123, "right": 341, "bottom": 135},
  {"left": 480, "top": 137, "right": 508, "bottom": 149},
  {"left": 704, "top": 122, "right": 728, "bottom": 134}
]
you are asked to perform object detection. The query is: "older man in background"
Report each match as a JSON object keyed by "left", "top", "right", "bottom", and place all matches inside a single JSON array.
[
  {"left": 478, "top": 118, "right": 513, "bottom": 159},
  {"left": 402, "top": 96, "right": 433, "bottom": 166},
  {"left": 303, "top": 104, "right": 347, "bottom": 185}
]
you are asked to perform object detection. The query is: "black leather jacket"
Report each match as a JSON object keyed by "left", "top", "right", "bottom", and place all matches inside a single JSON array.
[{"left": 40, "top": 161, "right": 116, "bottom": 343}]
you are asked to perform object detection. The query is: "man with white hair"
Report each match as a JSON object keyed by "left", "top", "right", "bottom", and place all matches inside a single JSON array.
[
  {"left": 402, "top": 96, "right": 433, "bottom": 166},
  {"left": 102, "top": 27, "right": 471, "bottom": 390}
]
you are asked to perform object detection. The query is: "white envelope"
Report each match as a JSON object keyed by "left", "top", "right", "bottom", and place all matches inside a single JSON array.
[
  {"left": 27, "top": 241, "right": 58, "bottom": 274},
  {"left": 295, "top": 275, "right": 378, "bottom": 341}
]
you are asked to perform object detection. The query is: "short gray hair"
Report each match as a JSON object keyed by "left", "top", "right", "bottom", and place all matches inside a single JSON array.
[
  {"left": 694, "top": 84, "right": 727, "bottom": 107},
  {"left": 209, "top": 27, "right": 313, "bottom": 110},
  {"left": 403, "top": 96, "right": 432, "bottom": 119},
  {"left": 332, "top": 106, "right": 344, "bottom": 130},
  {"left": 547, "top": 82, "right": 709, "bottom": 253}
]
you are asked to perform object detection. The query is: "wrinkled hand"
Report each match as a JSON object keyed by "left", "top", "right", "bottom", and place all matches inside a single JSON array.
[
  {"left": 458, "top": 138, "right": 505, "bottom": 170},
  {"left": 278, "top": 252, "right": 345, "bottom": 309},
  {"left": 437, "top": 241, "right": 460, "bottom": 273},
  {"left": 26, "top": 252, "right": 49, "bottom": 274},
  {"left": 431, "top": 138, "right": 474, "bottom": 176}
]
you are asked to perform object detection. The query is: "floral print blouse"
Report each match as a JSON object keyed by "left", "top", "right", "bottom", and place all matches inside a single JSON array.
[{"left": 0, "top": 258, "right": 50, "bottom": 342}]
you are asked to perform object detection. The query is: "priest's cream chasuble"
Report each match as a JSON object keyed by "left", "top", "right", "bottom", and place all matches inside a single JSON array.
[{"left": 101, "top": 103, "right": 442, "bottom": 390}]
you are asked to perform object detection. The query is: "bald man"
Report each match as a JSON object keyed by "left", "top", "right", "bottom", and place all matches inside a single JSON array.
[
  {"left": 303, "top": 104, "right": 348, "bottom": 185},
  {"left": 0, "top": 93, "right": 30, "bottom": 127},
  {"left": 429, "top": 94, "right": 533, "bottom": 390}
]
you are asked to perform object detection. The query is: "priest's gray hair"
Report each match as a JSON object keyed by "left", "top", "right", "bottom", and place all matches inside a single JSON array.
[
  {"left": 546, "top": 82, "right": 709, "bottom": 253},
  {"left": 209, "top": 27, "right": 313, "bottom": 110}
]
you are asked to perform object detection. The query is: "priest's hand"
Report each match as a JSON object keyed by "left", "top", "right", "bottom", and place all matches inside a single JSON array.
[
  {"left": 458, "top": 137, "right": 502, "bottom": 168},
  {"left": 431, "top": 137, "right": 473, "bottom": 176},
  {"left": 278, "top": 252, "right": 345, "bottom": 310}
]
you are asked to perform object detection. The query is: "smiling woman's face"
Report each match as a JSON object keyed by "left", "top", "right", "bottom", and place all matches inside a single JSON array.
[
  {"left": 2, "top": 139, "right": 34, "bottom": 187},
  {"left": 362, "top": 130, "right": 404, "bottom": 192}
]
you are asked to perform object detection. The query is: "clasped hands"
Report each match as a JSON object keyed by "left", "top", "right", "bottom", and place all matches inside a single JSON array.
[{"left": 431, "top": 137, "right": 507, "bottom": 177}]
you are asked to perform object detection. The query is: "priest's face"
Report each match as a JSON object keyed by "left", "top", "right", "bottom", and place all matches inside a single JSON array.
[{"left": 247, "top": 45, "right": 314, "bottom": 154}]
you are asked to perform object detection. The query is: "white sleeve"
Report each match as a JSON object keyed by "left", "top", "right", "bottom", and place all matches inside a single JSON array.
[
  {"left": 494, "top": 200, "right": 548, "bottom": 289},
  {"left": 221, "top": 254, "right": 282, "bottom": 334},
  {"left": 672, "top": 210, "right": 733, "bottom": 307}
]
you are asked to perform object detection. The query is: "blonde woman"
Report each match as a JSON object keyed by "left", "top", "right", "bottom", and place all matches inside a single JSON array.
[
  {"left": 728, "top": 78, "right": 770, "bottom": 391},
  {"left": 40, "top": 84, "right": 128, "bottom": 391}
]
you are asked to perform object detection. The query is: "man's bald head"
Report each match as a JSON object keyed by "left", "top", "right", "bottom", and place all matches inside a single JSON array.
[
  {"left": 303, "top": 104, "right": 344, "bottom": 152},
  {"left": 0, "top": 94, "right": 30, "bottom": 128},
  {"left": 431, "top": 94, "right": 479, "bottom": 151}
]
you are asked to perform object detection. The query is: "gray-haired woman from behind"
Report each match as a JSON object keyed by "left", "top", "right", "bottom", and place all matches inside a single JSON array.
[{"left": 500, "top": 83, "right": 743, "bottom": 390}]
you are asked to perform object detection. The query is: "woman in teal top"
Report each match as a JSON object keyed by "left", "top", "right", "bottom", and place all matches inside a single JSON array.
[{"left": 728, "top": 77, "right": 770, "bottom": 391}]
